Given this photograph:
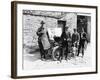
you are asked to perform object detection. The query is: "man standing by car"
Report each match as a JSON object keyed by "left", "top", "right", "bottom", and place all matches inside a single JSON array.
[
  {"left": 61, "top": 27, "right": 71, "bottom": 60},
  {"left": 36, "top": 21, "right": 50, "bottom": 60}
]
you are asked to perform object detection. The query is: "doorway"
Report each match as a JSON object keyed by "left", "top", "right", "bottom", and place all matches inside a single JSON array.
[
  {"left": 77, "top": 15, "right": 87, "bottom": 33},
  {"left": 57, "top": 20, "right": 66, "bottom": 32},
  {"left": 77, "top": 15, "right": 91, "bottom": 42}
]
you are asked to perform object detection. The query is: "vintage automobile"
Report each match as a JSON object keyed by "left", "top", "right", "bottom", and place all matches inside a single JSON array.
[
  {"left": 45, "top": 28, "right": 64, "bottom": 61},
  {"left": 45, "top": 36, "right": 63, "bottom": 61},
  {"left": 46, "top": 28, "right": 79, "bottom": 61}
]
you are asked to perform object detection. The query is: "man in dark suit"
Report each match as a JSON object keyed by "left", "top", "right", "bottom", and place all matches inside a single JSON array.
[
  {"left": 77, "top": 28, "right": 87, "bottom": 57},
  {"left": 61, "top": 27, "right": 71, "bottom": 60}
]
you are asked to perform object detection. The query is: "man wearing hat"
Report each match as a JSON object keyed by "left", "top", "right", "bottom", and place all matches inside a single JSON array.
[
  {"left": 61, "top": 26, "right": 71, "bottom": 60},
  {"left": 36, "top": 21, "right": 50, "bottom": 60}
]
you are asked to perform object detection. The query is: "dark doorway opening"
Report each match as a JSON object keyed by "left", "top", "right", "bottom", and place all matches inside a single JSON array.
[
  {"left": 77, "top": 15, "right": 87, "bottom": 33},
  {"left": 57, "top": 20, "right": 66, "bottom": 32},
  {"left": 77, "top": 15, "right": 91, "bottom": 42}
]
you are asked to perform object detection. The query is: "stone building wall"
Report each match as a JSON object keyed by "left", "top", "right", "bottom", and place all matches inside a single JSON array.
[
  {"left": 60, "top": 13, "right": 77, "bottom": 34},
  {"left": 23, "top": 12, "right": 77, "bottom": 47},
  {"left": 23, "top": 15, "right": 57, "bottom": 47}
]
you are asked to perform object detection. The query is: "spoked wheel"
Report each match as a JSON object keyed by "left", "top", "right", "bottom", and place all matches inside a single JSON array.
[{"left": 52, "top": 46, "right": 61, "bottom": 61}]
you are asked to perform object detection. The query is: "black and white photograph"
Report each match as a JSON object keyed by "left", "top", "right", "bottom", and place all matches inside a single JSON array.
[
  {"left": 23, "top": 10, "right": 92, "bottom": 69},
  {"left": 11, "top": 1, "right": 97, "bottom": 78}
]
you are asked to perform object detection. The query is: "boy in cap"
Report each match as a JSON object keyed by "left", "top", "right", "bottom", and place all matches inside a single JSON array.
[{"left": 72, "top": 28, "right": 80, "bottom": 56}]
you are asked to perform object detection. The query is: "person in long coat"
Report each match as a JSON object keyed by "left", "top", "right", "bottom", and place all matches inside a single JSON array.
[
  {"left": 36, "top": 21, "right": 50, "bottom": 60},
  {"left": 61, "top": 27, "right": 71, "bottom": 60}
]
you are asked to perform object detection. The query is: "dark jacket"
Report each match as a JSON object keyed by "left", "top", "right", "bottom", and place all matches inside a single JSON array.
[
  {"left": 72, "top": 32, "right": 80, "bottom": 44},
  {"left": 61, "top": 31, "right": 71, "bottom": 47},
  {"left": 79, "top": 32, "right": 87, "bottom": 45}
]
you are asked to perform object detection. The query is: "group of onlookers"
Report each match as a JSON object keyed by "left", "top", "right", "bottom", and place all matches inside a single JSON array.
[
  {"left": 36, "top": 21, "right": 87, "bottom": 61},
  {"left": 61, "top": 26, "right": 87, "bottom": 61}
]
